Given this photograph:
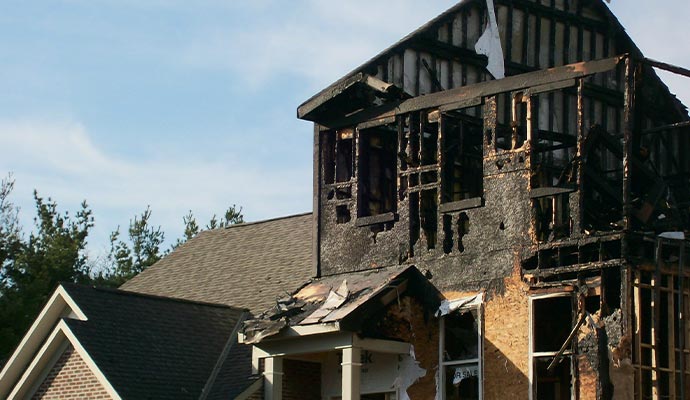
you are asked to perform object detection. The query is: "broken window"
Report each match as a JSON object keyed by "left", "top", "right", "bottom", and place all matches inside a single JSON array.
[
  {"left": 530, "top": 294, "right": 573, "bottom": 400},
  {"left": 358, "top": 124, "right": 397, "bottom": 218},
  {"left": 441, "top": 113, "right": 483, "bottom": 203},
  {"left": 440, "top": 304, "right": 483, "bottom": 400}
]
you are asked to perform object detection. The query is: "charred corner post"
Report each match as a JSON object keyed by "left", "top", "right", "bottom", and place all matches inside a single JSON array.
[{"left": 243, "top": 1, "right": 690, "bottom": 399}]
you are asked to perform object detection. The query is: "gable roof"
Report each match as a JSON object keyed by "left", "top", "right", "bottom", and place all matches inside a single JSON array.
[
  {"left": 121, "top": 213, "right": 314, "bottom": 314},
  {"left": 62, "top": 284, "right": 247, "bottom": 400},
  {"left": 0, "top": 284, "right": 251, "bottom": 400},
  {"left": 298, "top": 0, "right": 687, "bottom": 123}
]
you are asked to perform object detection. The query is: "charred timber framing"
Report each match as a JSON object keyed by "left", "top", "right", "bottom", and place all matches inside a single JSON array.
[{"left": 318, "top": 56, "right": 624, "bottom": 129}]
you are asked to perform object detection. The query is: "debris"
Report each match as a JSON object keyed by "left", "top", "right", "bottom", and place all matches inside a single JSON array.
[
  {"left": 435, "top": 293, "right": 483, "bottom": 317},
  {"left": 475, "top": 0, "right": 505, "bottom": 79},
  {"left": 301, "top": 280, "right": 349, "bottom": 324},
  {"left": 393, "top": 346, "right": 427, "bottom": 400}
]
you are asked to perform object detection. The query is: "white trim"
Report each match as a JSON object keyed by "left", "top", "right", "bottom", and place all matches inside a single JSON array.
[
  {"left": 26, "top": 340, "right": 69, "bottom": 399},
  {"left": 61, "top": 321, "right": 123, "bottom": 400},
  {"left": 438, "top": 300, "right": 484, "bottom": 400},
  {"left": 0, "top": 285, "right": 87, "bottom": 399},
  {"left": 6, "top": 320, "right": 121, "bottom": 400}
]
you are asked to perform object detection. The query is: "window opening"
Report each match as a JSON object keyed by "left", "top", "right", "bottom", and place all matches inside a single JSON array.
[
  {"left": 530, "top": 294, "right": 573, "bottom": 400},
  {"left": 442, "top": 113, "right": 483, "bottom": 203},
  {"left": 440, "top": 304, "right": 483, "bottom": 400},
  {"left": 358, "top": 124, "right": 397, "bottom": 217}
]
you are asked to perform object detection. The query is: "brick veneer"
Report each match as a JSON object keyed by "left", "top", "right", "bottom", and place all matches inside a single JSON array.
[{"left": 32, "top": 344, "right": 112, "bottom": 400}]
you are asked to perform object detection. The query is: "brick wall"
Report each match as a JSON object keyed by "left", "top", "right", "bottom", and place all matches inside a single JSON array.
[{"left": 32, "top": 344, "right": 112, "bottom": 400}]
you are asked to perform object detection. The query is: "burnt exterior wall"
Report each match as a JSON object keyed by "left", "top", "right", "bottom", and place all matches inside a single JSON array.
[{"left": 304, "top": 1, "right": 689, "bottom": 399}]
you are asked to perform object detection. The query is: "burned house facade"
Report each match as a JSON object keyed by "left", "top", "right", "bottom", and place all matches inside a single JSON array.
[{"left": 244, "top": 1, "right": 690, "bottom": 399}]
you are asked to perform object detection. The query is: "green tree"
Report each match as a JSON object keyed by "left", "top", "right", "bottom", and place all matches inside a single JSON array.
[
  {"left": 0, "top": 187, "right": 94, "bottom": 357},
  {"left": 206, "top": 204, "right": 244, "bottom": 229},
  {"left": 105, "top": 206, "right": 165, "bottom": 284}
]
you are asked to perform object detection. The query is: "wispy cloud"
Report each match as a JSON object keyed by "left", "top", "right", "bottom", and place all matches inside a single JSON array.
[{"left": 0, "top": 117, "right": 311, "bottom": 254}]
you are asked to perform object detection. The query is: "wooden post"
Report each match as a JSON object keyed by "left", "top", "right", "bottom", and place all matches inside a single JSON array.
[
  {"left": 341, "top": 346, "right": 362, "bottom": 400},
  {"left": 265, "top": 357, "right": 283, "bottom": 400}
]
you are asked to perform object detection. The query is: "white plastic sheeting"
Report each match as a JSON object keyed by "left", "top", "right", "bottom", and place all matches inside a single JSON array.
[{"left": 475, "top": 0, "right": 505, "bottom": 79}]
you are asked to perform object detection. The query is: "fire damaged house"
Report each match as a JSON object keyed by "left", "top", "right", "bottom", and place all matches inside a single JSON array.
[
  {"left": 241, "top": 0, "right": 690, "bottom": 399},
  {"left": 1, "top": 1, "right": 689, "bottom": 400}
]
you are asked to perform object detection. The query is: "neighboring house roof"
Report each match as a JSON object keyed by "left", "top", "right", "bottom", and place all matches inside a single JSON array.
[
  {"left": 0, "top": 283, "right": 251, "bottom": 400},
  {"left": 62, "top": 284, "right": 248, "bottom": 400},
  {"left": 121, "top": 213, "right": 314, "bottom": 314}
]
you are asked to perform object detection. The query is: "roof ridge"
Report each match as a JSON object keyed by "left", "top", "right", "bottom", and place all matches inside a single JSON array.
[
  {"left": 61, "top": 282, "right": 249, "bottom": 312},
  {"left": 218, "top": 211, "right": 312, "bottom": 230}
]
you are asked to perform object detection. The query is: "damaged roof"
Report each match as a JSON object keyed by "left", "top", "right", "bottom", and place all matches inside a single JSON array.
[
  {"left": 243, "top": 265, "right": 441, "bottom": 343},
  {"left": 298, "top": 0, "right": 687, "bottom": 123},
  {"left": 60, "top": 284, "right": 249, "bottom": 400},
  {"left": 121, "top": 213, "right": 313, "bottom": 314}
]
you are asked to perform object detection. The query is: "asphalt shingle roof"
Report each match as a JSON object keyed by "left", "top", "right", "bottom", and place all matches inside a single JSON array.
[
  {"left": 61, "top": 284, "right": 247, "bottom": 400},
  {"left": 121, "top": 213, "right": 314, "bottom": 314}
]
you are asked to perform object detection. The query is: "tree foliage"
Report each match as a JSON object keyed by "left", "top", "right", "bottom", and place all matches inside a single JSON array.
[{"left": 0, "top": 173, "right": 244, "bottom": 359}]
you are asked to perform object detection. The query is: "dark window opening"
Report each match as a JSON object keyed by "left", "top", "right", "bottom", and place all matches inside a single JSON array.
[
  {"left": 442, "top": 307, "right": 481, "bottom": 400},
  {"left": 443, "top": 214, "right": 453, "bottom": 254},
  {"left": 421, "top": 189, "right": 437, "bottom": 249},
  {"left": 442, "top": 114, "right": 483, "bottom": 203},
  {"left": 533, "top": 296, "right": 572, "bottom": 353},
  {"left": 358, "top": 125, "right": 397, "bottom": 217},
  {"left": 534, "top": 358, "right": 572, "bottom": 400},
  {"left": 533, "top": 194, "right": 571, "bottom": 243},
  {"left": 458, "top": 213, "right": 469, "bottom": 253},
  {"left": 336, "top": 129, "right": 354, "bottom": 183},
  {"left": 421, "top": 117, "right": 439, "bottom": 166},
  {"left": 322, "top": 129, "right": 354, "bottom": 186},
  {"left": 336, "top": 205, "right": 351, "bottom": 224},
  {"left": 532, "top": 295, "right": 574, "bottom": 400}
]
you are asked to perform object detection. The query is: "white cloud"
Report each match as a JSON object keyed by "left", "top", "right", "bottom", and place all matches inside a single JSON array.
[
  {"left": 0, "top": 117, "right": 311, "bottom": 255},
  {"left": 178, "top": 0, "right": 458, "bottom": 89}
]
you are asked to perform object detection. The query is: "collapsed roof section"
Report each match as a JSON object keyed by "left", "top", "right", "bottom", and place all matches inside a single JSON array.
[{"left": 242, "top": 265, "right": 442, "bottom": 344}]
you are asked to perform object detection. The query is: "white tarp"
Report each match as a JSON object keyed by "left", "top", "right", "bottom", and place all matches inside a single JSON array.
[
  {"left": 435, "top": 293, "right": 484, "bottom": 317},
  {"left": 475, "top": 0, "right": 505, "bottom": 79}
]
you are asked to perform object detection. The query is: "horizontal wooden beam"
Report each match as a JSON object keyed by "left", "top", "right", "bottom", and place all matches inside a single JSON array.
[
  {"left": 319, "top": 56, "right": 625, "bottom": 129},
  {"left": 644, "top": 58, "right": 690, "bottom": 79}
]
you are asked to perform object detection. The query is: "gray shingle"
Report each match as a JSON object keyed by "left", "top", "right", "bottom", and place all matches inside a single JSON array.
[
  {"left": 61, "top": 284, "right": 247, "bottom": 400},
  {"left": 121, "top": 213, "right": 313, "bottom": 314}
]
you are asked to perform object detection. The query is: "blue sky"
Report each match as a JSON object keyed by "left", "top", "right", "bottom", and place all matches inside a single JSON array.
[{"left": 1, "top": 0, "right": 688, "bottom": 258}]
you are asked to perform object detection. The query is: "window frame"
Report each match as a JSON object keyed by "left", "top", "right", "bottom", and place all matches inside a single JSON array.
[
  {"left": 528, "top": 292, "right": 575, "bottom": 400},
  {"left": 439, "top": 301, "right": 484, "bottom": 400}
]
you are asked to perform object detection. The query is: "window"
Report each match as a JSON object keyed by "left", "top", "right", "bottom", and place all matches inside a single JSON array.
[
  {"left": 529, "top": 294, "right": 573, "bottom": 400},
  {"left": 441, "top": 113, "right": 483, "bottom": 203},
  {"left": 440, "top": 304, "right": 483, "bottom": 400},
  {"left": 357, "top": 125, "right": 397, "bottom": 218}
]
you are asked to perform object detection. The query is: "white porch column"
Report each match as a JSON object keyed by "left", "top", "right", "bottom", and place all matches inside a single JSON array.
[
  {"left": 341, "top": 346, "right": 362, "bottom": 400},
  {"left": 264, "top": 356, "right": 283, "bottom": 400}
]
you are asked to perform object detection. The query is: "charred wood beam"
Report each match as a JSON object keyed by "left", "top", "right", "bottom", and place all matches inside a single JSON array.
[
  {"left": 354, "top": 212, "right": 396, "bottom": 227},
  {"left": 528, "top": 258, "right": 625, "bottom": 279},
  {"left": 644, "top": 58, "right": 690, "bottom": 79},
  {"left": 494, "top": 0, "right": 609, "bottom": 32},
  {"left": 547, "top": 312, "right": 586, "bottom": 371},
  {"left": 581, "top": 82, "right": 624, "bottom": 107},
  {"left": 321, "top": 56, "right": 624, "bottom": 129},
  {"left": 408, "top": 37, "right": 488, "bottom": 70},
  {"left": 641, "top": 120, "right": 690, "bottom": 136}
]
